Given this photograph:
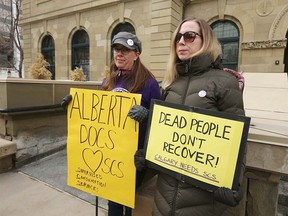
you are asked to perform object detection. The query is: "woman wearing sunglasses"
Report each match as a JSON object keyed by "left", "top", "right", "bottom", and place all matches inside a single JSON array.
[{"left": 152, "top": 17, "right": 246, "bottom": 216}]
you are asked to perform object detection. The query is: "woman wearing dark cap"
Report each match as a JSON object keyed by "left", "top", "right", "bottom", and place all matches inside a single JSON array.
[{"left": 102, "top": 32, "right": 161, "bottom": 216}]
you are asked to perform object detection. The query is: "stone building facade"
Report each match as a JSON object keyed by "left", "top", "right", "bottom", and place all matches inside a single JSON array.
[
  {"left": 20, "top": 0, "right": 288, "bottom": 81},
  {"left": 185, "top": 0, "right": 288, "bottom": 73}
]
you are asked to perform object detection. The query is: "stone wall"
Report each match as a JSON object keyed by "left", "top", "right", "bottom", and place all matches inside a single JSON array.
[
  {"left": 21, "top": 0, "right": 288, "bottom": 82},
  {"left": 184, "top": 0, "right": 287, "bottom": 73}
]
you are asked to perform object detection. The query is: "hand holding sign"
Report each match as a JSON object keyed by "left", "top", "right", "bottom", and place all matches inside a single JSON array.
[
  {"left": 134, "top": 149, "right": 146, "bottom": 171},
  {"left": 214, "top": 187, "right": 243, "bottom": 207},
  {"left": 128, "top": 105, "right": 149, "bottom": 123}
]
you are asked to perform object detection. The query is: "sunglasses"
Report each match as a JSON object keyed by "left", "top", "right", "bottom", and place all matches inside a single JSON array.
[
  {"left": 175, "top": 31, "right": 202, "bottom": 43},
  {"left": 113, "top": 46, "right": 132, "bottom": 55}
]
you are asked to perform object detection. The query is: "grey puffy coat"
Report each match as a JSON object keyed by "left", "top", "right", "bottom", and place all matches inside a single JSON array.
[{"left": 153, "top": 54, "right": 245, "bottom": 216}]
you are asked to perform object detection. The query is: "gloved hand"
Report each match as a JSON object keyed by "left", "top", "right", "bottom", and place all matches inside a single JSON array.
[
  {"left": 61, "top": 94, "right": 72, "bottom": 109},
  {"left": 128, "top": 105, "right": 149, "bottom": 123},
  {"left": 134, "top": 149, "right": 146, "bottom": 171},
  {"left": 214, "top": 187, "right": 243, "bottom": 207}
]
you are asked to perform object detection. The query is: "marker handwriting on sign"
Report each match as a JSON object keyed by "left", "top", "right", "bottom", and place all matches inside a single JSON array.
[
  {"left": 154, "top": 155, "right": 218, "bottom": 181},
  {"left": 190, "top": 118, "right": 231, "bottom": 140},
  {"left": 163, "top": 142, "right": 219, "bottom": 168},
  {"left": 82, "top": 148, "right": 125, "bottom": 178},
  {"left": 159, "top": 112, "right": 232, "bottom": 140},
  {"left": 69, "top": 91, "right": 138, "bottom": 130},
  {"left": 67, "top": 90, "right": 140, "bottom": 178},
  {"left": 67, "top": 89, "right": 140, "bottom": 206},
  {"left": 80, "top": 124, "right": 116, "bottom": 149},
  {"left": 172, "top": 132, "right": 206, "bottom": 149},
  {"left": 159, "top": 112, "right": 187, "bottom": 128}
]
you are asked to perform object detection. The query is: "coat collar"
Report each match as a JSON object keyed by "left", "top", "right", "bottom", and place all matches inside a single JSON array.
[{"left": 176, "top": 53, "right": 222, "bottom": 76}]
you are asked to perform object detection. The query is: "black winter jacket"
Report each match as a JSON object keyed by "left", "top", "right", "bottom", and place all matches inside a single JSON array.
[{"left": 153, "top": 53, "right": 245, "bottom": 216}]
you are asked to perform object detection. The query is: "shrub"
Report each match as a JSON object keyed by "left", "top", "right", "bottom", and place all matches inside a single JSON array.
[
  {"left": 70, "top": 67, "right": 86, "bottom": 81},
  {"left": 28, "top": 53, "right": 52, "bottom": 80}
]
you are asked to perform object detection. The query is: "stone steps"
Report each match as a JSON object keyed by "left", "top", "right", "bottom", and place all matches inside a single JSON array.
[{"left": 0, "top": 139, "right": 16, "bottom": 173}]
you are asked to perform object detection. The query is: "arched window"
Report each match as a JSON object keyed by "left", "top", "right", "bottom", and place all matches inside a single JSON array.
[
  {"left": 110, "top": 23, "right": 135, "bottom": 61},
  {"left": 71, "top": 29, "right": 89, "bottom": 80},
  {"left": 211, "top": 21, "right": 239, "bottom": 71},
  {"left": 41, "top": 35, "right": 55, "bottom": 79}
]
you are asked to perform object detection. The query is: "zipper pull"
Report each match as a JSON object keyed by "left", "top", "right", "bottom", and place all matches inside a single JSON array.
[
  {"left": 185, "top": 64, "right": 189, "bottom": 73},
  {"left": 118, "top": 70, "right": 122, "bottom": 76}
]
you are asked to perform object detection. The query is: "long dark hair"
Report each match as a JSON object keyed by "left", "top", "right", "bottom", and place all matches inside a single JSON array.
[{"left": 102, "top": 57, "right": 155, "bottom": 93}]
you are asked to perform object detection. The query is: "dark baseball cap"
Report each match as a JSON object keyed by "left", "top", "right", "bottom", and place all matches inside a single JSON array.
[{"left": 111, "top": 32, "right": 142, "bottom": 53}]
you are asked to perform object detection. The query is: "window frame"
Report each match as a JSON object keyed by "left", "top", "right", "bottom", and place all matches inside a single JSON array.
[
  {"left": 71, "top": 29, "right": 90, "bottom": 80},
  {"left": 211, "top": 20, "right": 240, "bottom": 71},
  {"left": 41, "top": 35, "right": 55, "bottom": 80}
]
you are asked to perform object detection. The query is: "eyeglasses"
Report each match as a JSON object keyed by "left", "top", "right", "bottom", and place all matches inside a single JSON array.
[
  {"left": 175, "top": 31, "right": 202, "bottom": 43},
  {"left": 113, "top": 46, "right": 131, "bottom": 55}
]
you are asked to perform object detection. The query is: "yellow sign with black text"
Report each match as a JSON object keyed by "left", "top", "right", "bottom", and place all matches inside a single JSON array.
[
  {"left": 145, "top": 100, "right": 250, "bottom": 191},
  {"left": 67, "top": 88, "right": 141, "bottom": 208}
]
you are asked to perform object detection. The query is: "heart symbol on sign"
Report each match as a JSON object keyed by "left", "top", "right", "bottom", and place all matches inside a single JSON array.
[{"left": 82, "top": 148, "right": 103, "bottom": 173}]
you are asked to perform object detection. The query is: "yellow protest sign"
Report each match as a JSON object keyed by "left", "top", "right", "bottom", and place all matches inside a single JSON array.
[
  {"left": 145, "top": 100, "right": 250, "bottom": 191},
  {"left": 67, "top": 88, "right": 141, "bottom": 208}
]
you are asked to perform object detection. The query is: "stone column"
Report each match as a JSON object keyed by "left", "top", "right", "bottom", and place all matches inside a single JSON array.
[
  {"left": 246, "top": 169, "right": 280, "bottom": 216},
  {"left": 150, "top": 0, "right": 184, "bottom": 79}
]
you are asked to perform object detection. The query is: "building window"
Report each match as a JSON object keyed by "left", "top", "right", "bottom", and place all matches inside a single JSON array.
[
  {"left": 110, "top": 23, "right": 135, "bottom": 61},
  {"left": 72, "top": 29, "right": 89, "bottom": 80},
  {"left": 211, "top": 21, "right": 239, "bottom": 71},
  {"left": 41, "top": 35, "right": 55, "bottom": 79}
]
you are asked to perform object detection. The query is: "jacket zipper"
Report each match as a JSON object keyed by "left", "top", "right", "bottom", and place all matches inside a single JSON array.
[
  {"left": 170, "top": 179, "right": 179, "bottom": 216},
  {"left": 171, "top": 63, "right": 190, "bottom": 215},
  {"left": 181, "top": 63, "right": 191, "bottom": 105}
]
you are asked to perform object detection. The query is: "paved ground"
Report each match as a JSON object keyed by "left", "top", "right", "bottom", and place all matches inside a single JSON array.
[
  {"left": 0, "top": 149, "right": 108, "bottom": 216},
  {"left": 2, "top": 148, "right": 287, "bottom": 216}
]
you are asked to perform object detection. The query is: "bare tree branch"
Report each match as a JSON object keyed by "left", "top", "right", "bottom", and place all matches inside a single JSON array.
[{"left": 0, "top": 0, "right": 23, "bottom": 78}]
